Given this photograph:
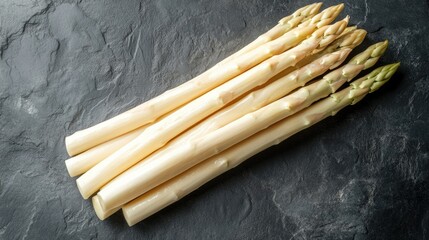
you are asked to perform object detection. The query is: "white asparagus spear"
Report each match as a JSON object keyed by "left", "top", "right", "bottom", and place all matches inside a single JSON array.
[
  {"left": 78, "top": 19, "right": 348, "bottom": 199},
  {"left": 65, "top": 24, "right": 362, "bottom": 178},
  {"left": 121, "top": 63, "right": 400, "bottom": 226},
  {"left": 89, "top": 48, "right": 351, "bottom": 213},
  {"left": 97, "top": 40, "right": 382, "bottom": 212},
  {"left": 77, "top": 32, "right": 324, "bottom": 199},
  {"left": 92, "top": 195, "right": 121, "bottom": 220},
  {"left": 297, "top": 28, "right": 367, "bottom": 68},
  {"left": 97, "top": 53, "right": 363, "bottom": 212},
  {"left": 217, "top": 3, "right": 322, "bottom": 65},
  {"left": 271, "top": 24, "right": 362, "bottom": 79},
  {"left": 65, "top": 4, "right": 344, "bottom": 156},
  {"left": 65, "top": 109, "right": 170, "bottom": 177},
  {"left": 68, "top": 49, "right": 347, "bottom": 178},
  {"left": 65, "top": 126, "right": 146, "bottom": 177}
]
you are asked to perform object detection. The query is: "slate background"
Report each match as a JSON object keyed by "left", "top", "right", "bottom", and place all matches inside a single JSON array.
[{"left": 0, "top": 0, "right": 428, "bottom": 239}]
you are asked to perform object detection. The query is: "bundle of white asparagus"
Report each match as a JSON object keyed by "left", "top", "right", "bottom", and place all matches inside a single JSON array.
[{"left": 64, "top": 3, "right": 400, "bottom": 226}]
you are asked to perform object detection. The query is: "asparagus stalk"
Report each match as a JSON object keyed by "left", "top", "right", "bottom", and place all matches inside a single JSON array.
[
  {"left": 296, "top": 28, "right": 367, "bottom": 68},
  {"left": 65, "top": 126, "right": 147, "bottom": 177},
  {"left": 85, "top": 48, "right": 350, "bottom": 198},
  {"left": 66, "top": 45, "right": 350, "bottom": 178},
  {"left": 77, "top": 32, "right": 323, "bottom": 199},
  {"left": 66, "top": 15, "right": 350, "bottom": 177},
  {"left": 92, "top": 195, "right": 121, "bottom": 221},
  {"left": 65, "top": 29, "right": 369, "bottom": 179},
  {"left": 275, "top": 27, "right": 366, "bottom": 79},
  {"left": 218, "top": 3, "right": 322, "bottom": 65},
  {"left": 97, "top": 40, "right": 385, "bottom": 212},
  {"left": 65, "top": 4, "right": 344, "bottom": 156},
  {"left": 121, "top": 63, "right": 400, "bottom": 226}
]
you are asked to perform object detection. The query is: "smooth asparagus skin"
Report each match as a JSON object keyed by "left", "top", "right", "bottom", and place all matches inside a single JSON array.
[
  {"left": 65, "top": 4, "right": 344, "bottom": 157},
  {"left": 85, "top": 48, "right": 350, "bottom": 200},
  {"left": 66, "top": 48, "right": 348, "bottom": 178},
  {"left": 65, "top": 126, "right": 147, "bottom": 177},
  {"left": 96, "top": 40, "right": 388, "bottom": 211},
  {"left": 97, "top": 41, "right": 384, "bottom": 212},
  {"left": 92, "top": 195, "right": 121, "bottom": 221},
  {"left": 121, "top": 63, "right": 400, "bottom": 226},
  {"left": 65, "top": 17, "right": 351, "bottom": 178},
  {"left": 99, "top": 72, "right": 354, "bottom": 211},
  {"left": 77, "top": 32, "right": 325, "bottom": 199}
]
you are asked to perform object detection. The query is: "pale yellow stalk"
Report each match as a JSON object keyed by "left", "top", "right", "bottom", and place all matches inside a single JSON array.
[
  {"left": 65, "top": 17, "right": 350, "bottom": 178},
  {"left": 97, "top": 40, "right": 374, "bottom": 212},
  {"left": 92, "top": 195, "right": 121, "bottom": 220},
  {"left": 65, "top": 4, "right": 344, "bottom": 156},
  {"left": 121, "top": 63, "right": 400, "bottom": 226},
  {"left": 83, "top": 47, "right": 349, "bottom": 203},
  {"left": 65, "top": 126, "right": 146, "bottom": 177},
  {"left": 77, "top": 33, "right": 324, "bottom": 199}
]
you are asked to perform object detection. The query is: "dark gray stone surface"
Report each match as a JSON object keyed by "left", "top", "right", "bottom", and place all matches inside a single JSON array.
[{"left": 0, "top": 0, "right": 428, "bottom": 239}]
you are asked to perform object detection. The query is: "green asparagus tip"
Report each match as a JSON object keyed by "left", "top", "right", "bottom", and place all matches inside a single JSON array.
[
  {"left": 371, "top": 40, "right": 389, "bottom": 58},
  {"left": 349, "top": 63, "right": 400, "bottom": 93},
  {"left": 368, "top": 63, "right": 400, "bottom": 92}
]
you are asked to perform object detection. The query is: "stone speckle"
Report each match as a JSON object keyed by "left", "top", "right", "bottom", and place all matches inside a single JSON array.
[{"left": 0, "top": 0, "right": 428, "bottom": 239}]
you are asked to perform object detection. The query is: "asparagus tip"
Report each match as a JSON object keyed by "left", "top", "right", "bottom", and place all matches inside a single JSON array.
[
  {"left": 329, "top": 48, "right": 353, "bottom": 69},
  {"left": 349, "top": 40, "right": 389, "bottom": 70},
  {"left": 369, "top": 62, "right": 399, "bottom": 92},
  {"left": 351, "top": 63, "right": 400, "bottom": 93},
  {"left": 307, "top": 2, "right": 323, "bottom": 9},
  {"left": 279, "top": 2, "right": 323, "bottom": 25},
  {"left": 376, "top": 39, "right": 389, "bottom": 55},
  {"left": 344, "top": 15, "right": 351, "bottom": 23},
  {"left": 311, "top": 3, "right": 323, "bottom": 15}
]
